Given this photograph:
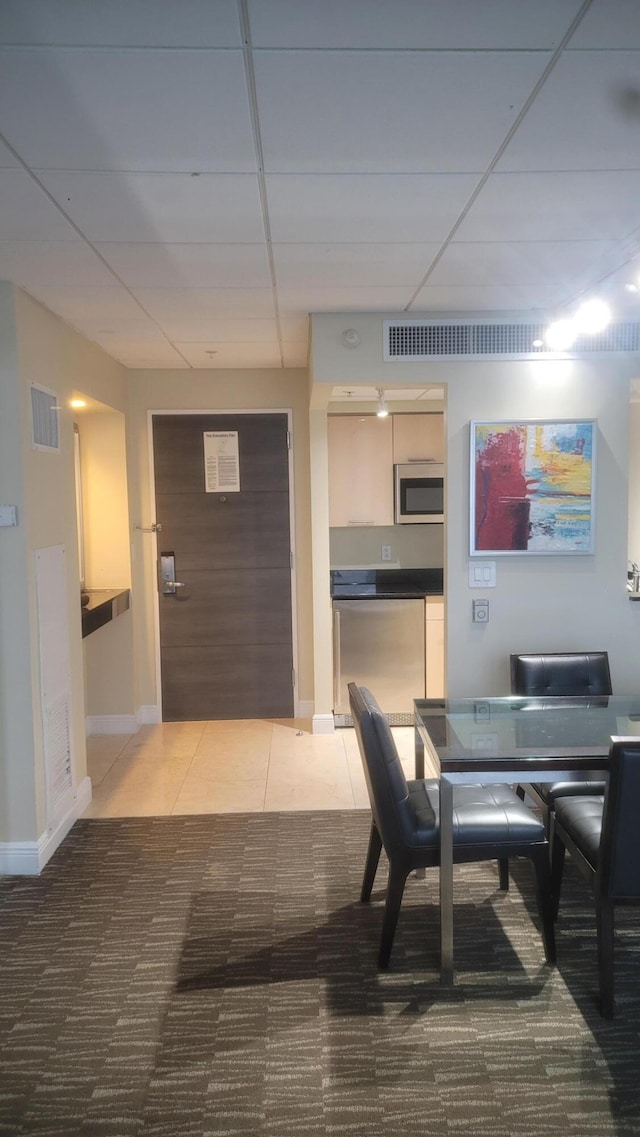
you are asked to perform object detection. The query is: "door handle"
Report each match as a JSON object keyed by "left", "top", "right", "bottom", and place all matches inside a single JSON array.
[
  {"left": 164, "top": 581, "right": 186, "bottom": 595},
  {"left": 159, "top": 551, "right": 187, "bottom": 596}
]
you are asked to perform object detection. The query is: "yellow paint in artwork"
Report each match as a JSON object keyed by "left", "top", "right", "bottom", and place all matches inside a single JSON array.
[{"left": 531, "top": 425, "right": 591, "bottom": 496}]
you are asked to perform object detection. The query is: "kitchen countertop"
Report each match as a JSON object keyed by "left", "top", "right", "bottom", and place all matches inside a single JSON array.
[
  {"left": 330, "top": 567, "right": 443, "bottom": 600},
  {"left": 81, "top": 588, "right": 130, "bottom": 637}
]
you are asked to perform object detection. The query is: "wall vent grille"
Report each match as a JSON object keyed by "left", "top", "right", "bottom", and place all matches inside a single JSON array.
[
  {"left": 30, "top": 383, "right": 60, "bottom": 450},
  {"left": 384, "top": 320, "right": 640, "bottom": 361},
  {"left": 44, "top": 693, "right": 73, "bottom": 825}
]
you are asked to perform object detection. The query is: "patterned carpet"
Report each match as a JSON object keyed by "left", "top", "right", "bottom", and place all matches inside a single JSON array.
[{"left": 1, "top": 811, "right": 640, "bottom": 1136}]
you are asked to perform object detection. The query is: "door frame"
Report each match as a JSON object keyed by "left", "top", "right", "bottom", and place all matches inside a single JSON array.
[{"left": 147, "top": 407, "right": 299, "bottom": 722}]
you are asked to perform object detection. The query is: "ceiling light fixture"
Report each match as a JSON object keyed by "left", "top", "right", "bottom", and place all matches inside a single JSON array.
[
  {"left": 544, "top": 296, "right": 612, "bottom": 352},
  {"left": 544, "top": 319, "right": 577, "bottom": 352},
  {"left": 573, "top": 298, "right": 611, "bottom": 335},
  {"left": 70, "top": 398, "right": 87, "bottom": 409},
  {"left": 376, "top": 388, "right": 389, "bottom": 418}
]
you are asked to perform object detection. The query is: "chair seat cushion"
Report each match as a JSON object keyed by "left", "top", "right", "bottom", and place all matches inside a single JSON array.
[
  {"left": 531, "top": 780, "right": 606, "bottom": 805},
  {"left": 553, "top": 794, "right": 604, "bottom": 867},
  {"left": 407, "top": 780, "right": 546, "bottom": 847}
]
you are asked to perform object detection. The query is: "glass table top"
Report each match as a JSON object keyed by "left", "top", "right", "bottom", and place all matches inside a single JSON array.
[{"left": 414, "top": 694, "right": 640, "bottom": 773}]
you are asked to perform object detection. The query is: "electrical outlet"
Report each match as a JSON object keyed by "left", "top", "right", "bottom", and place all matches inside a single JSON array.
[{"left": 381, "top": 545, "right": 392, "bottom": 562}]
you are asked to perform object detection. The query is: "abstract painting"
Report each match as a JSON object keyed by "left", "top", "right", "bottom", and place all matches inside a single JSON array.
[{"left": 470, "top": 420, "right": 596, "bottom": 555}]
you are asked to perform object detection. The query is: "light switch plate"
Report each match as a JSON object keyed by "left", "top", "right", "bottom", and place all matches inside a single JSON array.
[
  {"left": 0, "top": 505, "right": 18, "bottom": 526},
  {"left": 469, "top": 560, "right": 496, "bottom": 588}
]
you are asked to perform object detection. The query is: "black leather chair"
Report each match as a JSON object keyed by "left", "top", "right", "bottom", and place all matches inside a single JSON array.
[
  {"left": 348, "top": 681, "right": 556, "bottom": 969},
  {"left": 510, "top": 652, "right": 612, "bottom": 829},
  {"left": 550, "top": 738, "right": 640, "bottom": 1018}
]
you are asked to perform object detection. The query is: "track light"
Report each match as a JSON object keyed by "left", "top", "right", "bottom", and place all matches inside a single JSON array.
[
  {"left": 545, "top": 319, "right": 577, "bottom": 352},
  {"left": 376, "top": 388, "right": 388, "bottom": 418},
  {"left": 544, "top": 296, "right": 612, "bottom": 351},
  {"left": 573, "top": 298, "right": 611, "bottom": 334}
]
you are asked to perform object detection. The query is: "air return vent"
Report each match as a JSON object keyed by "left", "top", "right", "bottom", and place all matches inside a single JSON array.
[
  {"left": 383, "top": 320, "right": 640, "bottom": 361},
  {"left": 30, "top": 383, "right": 60, "bottom": 451}
]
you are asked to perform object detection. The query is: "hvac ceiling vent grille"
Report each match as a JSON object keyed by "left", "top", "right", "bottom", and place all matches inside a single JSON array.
[
  {"left": 30, "top": 383, "right": 60, "bottom": 451},
  {"left": 383, "top": 320, "right": 640, "bottom": 361}
]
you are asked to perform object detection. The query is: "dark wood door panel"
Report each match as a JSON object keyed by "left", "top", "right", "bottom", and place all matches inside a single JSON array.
[
  {"left": 155, "top": 491, "right": 290, "bottom": 571},
  {"left": 159, "top": 569, "right": 293, "bottom": 646},
  {"left": 153, "top": 411, "right": 293, "bottom": 720},
  {"left": 161, "top": 645, "right": 294, "bottom": 721},
  {"left": 153, "top": 414, "right": 289, "bottom": 495}
]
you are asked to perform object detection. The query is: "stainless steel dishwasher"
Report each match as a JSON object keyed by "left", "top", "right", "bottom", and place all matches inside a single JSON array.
[
  {"left": 331, "top": 568, "right": 443, "bottom": 725},
  {"left": 332, "top": 596, "right": 426, "bottom": 725}
]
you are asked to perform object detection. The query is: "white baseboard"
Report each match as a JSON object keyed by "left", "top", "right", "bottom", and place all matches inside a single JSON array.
[
  {"left": 86, "top": 713, "right": 138, "bottom": 735},
  {"left": 312, "top": 712, "right": 335, "bottom": 735},
  {"left": 0, "top": 776, "right": 92, "bottom": 876},
  {"left": 137, "top": 704, "right": 161, "bottom": 725},
  {"left": 297, "top": 699, "right": 314, "bottom": 719}
]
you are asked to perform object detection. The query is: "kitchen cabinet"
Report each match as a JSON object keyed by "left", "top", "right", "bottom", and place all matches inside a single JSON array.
[
  {"left": 425, "top": 596, "right": 445, "bottom": 697},
  {"left": 328, "top": 415, "right": 394, "bottom": 527},
  {"left": 393, "top": 413, "right": 444, "bottom": 464}
]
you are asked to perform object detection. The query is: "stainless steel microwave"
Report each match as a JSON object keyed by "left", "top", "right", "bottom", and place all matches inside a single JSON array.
[{"left": 394, "top": 462, "right": 445, "bottom": 524}]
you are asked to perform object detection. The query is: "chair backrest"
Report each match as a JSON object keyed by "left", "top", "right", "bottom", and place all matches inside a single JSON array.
[
  {"left": 348, "top": 681, "right": 436, "bottom": 856},
  {"left": 598, "top": 738, "right": 640, "bottom": 900},
  {"left": 510, "top": 651, "right": 612, "bottom": 697}
]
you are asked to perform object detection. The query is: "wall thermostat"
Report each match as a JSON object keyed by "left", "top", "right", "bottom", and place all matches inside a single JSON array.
[{"left": 472, "top": 599, "right": 489, "bottom": 623}]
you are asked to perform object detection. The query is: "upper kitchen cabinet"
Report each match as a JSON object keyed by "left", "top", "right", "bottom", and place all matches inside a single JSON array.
[
  {"left": 393, "top": 413, "right": 444, "bottom": 464},
  {"left": 328, "top": 415, "right": 394, "bottom": 527}
]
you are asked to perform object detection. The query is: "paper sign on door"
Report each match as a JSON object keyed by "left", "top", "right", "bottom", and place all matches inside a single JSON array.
[{"left": 203, "top": 431, "right": 240, "bottom": 492}]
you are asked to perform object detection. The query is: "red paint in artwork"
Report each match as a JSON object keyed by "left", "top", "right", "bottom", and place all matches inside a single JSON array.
[{"left": 475, "top": 427, "right": 531, "bottom": 550}]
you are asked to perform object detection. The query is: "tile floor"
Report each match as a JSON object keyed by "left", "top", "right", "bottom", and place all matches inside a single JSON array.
[{"left": 83, "top": 719, "right": 435, "bottom": 818}]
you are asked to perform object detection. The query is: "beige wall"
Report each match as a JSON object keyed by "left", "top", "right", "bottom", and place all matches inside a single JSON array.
[
  {"left": 125, "top": 368, "right": 314, "bottom": 715},
  {"left": 629, "top": 398, "right": 640, "bottom": 569},
  {"left": 0, "top": 284, "right": 36, "bottom": 839},
  {"left": 79, "top": 409, "right": 131, "bottom": 590},
  {"left": 1, "top": 287, "right": 128, "bottom": 844},
  {"left": 310, "top": 313, "right": 640, "bottom": 707},
  {"left": 446, "top": 357, "right": 640, "bottom": 695},
  {"left": 4, "top": 284, "right": 640, "bottom": 852}
]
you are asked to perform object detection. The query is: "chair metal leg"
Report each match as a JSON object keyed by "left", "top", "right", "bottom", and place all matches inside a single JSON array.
[
  {"left": 596, "top": 896, "right": 615, "bottom": 1018},
  {"left": 360, "top": 820, "right": 383, "bottom": 902},
  {"left": 530, "top": 847, "right": 556, "bottom": 965},
  {"left": 498, "top": 858, "right": 509, "bottom": 891},
  {"left": 378, "top": 860, "right": 408, "bottom": 969},
  {"left": 549, "top": 827, "right": 566, "bottom": 921}
]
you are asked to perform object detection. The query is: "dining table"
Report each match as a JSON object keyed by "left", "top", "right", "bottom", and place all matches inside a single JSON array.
[{"left": 413, "top": 693, "right": 640, "bottom": 984}]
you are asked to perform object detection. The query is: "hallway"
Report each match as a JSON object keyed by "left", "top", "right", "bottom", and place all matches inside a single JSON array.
[{"left": 83, "top": 720, "right": 423, "bottom": 818}]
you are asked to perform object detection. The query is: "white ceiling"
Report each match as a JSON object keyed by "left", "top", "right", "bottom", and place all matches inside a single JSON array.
[{"left": 1, "top": 0, "right": 640, "bottom": 370}]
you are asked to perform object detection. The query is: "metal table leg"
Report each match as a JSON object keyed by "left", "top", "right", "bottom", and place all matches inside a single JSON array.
[
  {"left": 439, "top": 774, "right": 454, "bottom": 985},
  {"left": 414, "top": 722, "right": 425, "bottom": 780}
]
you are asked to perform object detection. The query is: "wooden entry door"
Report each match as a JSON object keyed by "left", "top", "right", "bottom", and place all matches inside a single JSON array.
[{"left": 152, "top": 413, "right": 294, "bottom": 721}]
